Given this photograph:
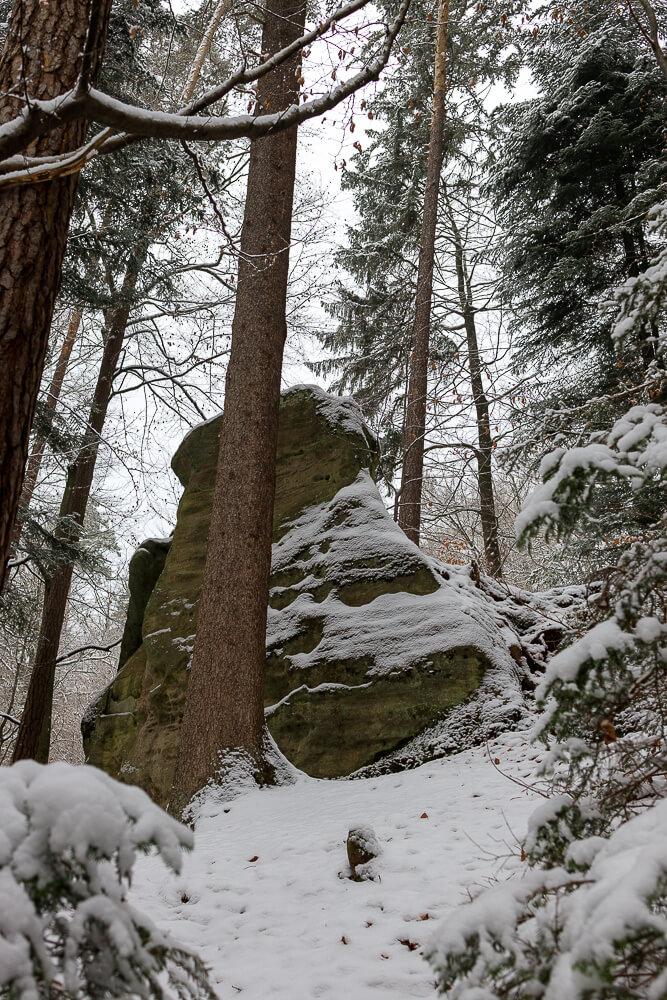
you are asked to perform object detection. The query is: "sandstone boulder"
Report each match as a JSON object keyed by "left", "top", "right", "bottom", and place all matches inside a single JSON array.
[{"left": 82, "top": 386, "right": 537, "bottom": 806}]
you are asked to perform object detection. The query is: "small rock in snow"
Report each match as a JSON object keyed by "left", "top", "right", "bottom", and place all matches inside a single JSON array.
[{"left": 347, "top": 824, "right": 381, "bottom": 879}]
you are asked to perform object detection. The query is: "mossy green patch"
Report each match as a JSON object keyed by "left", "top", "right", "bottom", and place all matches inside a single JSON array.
[{"left": 267, "top": 648, "right": 483, "bottom": 777}]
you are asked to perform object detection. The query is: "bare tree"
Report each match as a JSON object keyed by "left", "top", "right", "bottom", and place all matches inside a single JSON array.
[
  {"left": 12, "top": 312, "right": 81, "bottom": 550},
  {"left": 12, "top": 242, "right": 149, "bottom": 763},
  {"left": 445, "top": 190, "right": 502, "bottom": 577}
]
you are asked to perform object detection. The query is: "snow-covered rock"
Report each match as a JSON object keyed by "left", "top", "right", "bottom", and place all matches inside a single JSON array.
[{"left": 83, "top": 387, "right": 570, "bottom": 804}]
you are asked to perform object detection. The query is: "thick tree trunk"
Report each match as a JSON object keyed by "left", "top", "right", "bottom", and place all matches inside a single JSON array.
[
  {"left": 171, "top": 0, "right": 306, "bottom": 814},
  {"left": 452, "top": 243, "right": 502, "bottom": 578},
  {"left": 12, "top": 311, "right": 81, "bottom": 550},
  {"left": 0, "top": 0, "right": 112, "bottom": 588},
  {"left": 12, "top": 256, "right": 144, "bottom": 763},
  {"left": 398, "top": 0, "right": 450, "bottom": 545}
]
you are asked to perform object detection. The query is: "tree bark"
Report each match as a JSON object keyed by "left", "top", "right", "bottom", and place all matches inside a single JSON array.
[
  {"left": 12, "top": 253, "right": 145, "bottom": 763},
  {"left": 0, "top": 0, "right": 112, "bottom": 588},
  {"left": 398, "top": 0, "right": 450, "bottom": 545},
  {"left": 452, "top": 241, "right": 502, "bottom": 577},
  {"left": 171, "top": 0, "right": 306, "bottom": 814},
  {"left": 631, "top": 0, "right": 667, "bottom": 80},
  {"left": 12, "top": 311, "right": 81, "bottom": 550}
]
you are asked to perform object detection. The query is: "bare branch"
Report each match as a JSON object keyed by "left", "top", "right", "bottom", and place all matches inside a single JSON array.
[
  {"left": 0, "top": 0, "right": 410, "bottom": 187},
  {"left": 55, "top": 637, "right": 121, "bottom": 665}
]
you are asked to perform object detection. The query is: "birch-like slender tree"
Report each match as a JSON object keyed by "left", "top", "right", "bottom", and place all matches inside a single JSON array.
[{"left": 12, "top": 312, "right": 81, "bottom": 551}]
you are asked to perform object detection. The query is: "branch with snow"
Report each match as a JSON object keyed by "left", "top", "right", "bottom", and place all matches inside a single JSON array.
[
  {"left": 0, "top": 0, "right": 411, "bottom": 188},
  {"left": 427, "top": 797, "right": 667, "bottom": 1000}
]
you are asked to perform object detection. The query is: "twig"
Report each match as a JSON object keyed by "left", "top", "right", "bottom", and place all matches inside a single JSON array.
[
  {"left": 484, "top": 739, "right": 549, "bottom": 798},
  {"left": 181, "top": 140, "right": 238, "bottom": 252},
  {"left": 55, "top": 637, "right": 121, "bottom": 664}
]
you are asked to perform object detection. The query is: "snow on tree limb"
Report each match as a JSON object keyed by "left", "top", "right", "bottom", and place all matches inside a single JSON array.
[{"left": 0, "top": 0, "right": 411, "bottom": 188}]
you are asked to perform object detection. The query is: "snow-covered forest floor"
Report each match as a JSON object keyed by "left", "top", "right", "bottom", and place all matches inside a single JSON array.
[{"left": 132, "top": 730, "right": 542, "bottom": 999}]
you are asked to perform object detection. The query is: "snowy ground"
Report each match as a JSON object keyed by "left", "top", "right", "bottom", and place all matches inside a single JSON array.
[{"left": 133, "top": 731, "right": 544, "bottom": 999}]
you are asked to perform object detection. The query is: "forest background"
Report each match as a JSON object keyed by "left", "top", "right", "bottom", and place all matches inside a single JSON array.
[{"left": 0, "top": 0, "right": 664, "bottom": 765}]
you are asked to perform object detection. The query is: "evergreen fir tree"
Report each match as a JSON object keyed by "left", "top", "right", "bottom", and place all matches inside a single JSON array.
[{"left": 492, "top": 0, "right": 665, "bottom": 395}]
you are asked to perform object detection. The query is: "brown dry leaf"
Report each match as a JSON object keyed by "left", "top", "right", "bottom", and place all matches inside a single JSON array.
[
  {"left": 420, "top": 812, "right": 429, "bottom": 819},
  {"left": 598, "top": 718, "right": 617, "bottom": 744},
  {"left": 248, "top": 856, "right": 259, "bottom": 863}
]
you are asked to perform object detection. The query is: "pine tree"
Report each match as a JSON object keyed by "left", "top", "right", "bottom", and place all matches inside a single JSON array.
[
  {"left": 399, "top": 0, "right": 451, "bottom": 545},
  {"left": 170, "top": 0, "right": 307, "bottom": 815},
  {"left": 492, "top": 0, "right": 666, "bottom": 577},
  {"left": 319, "top": 0, "right": 522, "bottom": 432},
  {"left": 316, "top": 0, "right": 522, "bottom": 557},
  {"left": 491, "top": 1, "right": 665, "bottom": 384}
]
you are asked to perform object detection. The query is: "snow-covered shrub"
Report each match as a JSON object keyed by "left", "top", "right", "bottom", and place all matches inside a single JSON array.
[
  {"left": 428, "top": 194, "right": 666, "bottom": 997},
  {"left": 515, "top": 205, "right": 667, "bottom": 864},
  {"left": 0, "top": 761, "right": 215, "bottom": 1000},
  {"left": 427, "top": 798, "right": 667, "bottom": 999}
]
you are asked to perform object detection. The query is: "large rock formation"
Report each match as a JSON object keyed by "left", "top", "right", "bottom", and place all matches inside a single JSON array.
[{"left": 83, "top": 386, "right": 567, "bottom": 806}]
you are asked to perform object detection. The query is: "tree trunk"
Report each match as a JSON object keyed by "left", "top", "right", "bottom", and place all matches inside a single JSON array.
[
  {"left": 12, "top": 254, "right": 145, "bottom": 763},
  {"left": 633, "top": 0, "right": 667, "bottom": 80},
  {"left": 452, "top": 242, "right": 502, "bottom": 577},
  {"left": 181, "top": 0, "right": 234, "bottom": 103},
  {"left": 0, "top": 0, "right": 112, "bottom": 588},
  {"left": 12, "top": 311, "right": 81, "bottom": 550},
  {"left": 398, "top": 0, "right": 450, "bottom": 545},
  {"left": 171, "top": 0, "right": 306, "bottom": 814}
]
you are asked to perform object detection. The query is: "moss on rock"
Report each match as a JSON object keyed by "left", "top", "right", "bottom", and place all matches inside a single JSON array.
[{"left": 83, "top": 386, "right": 524, "bottom": 805}]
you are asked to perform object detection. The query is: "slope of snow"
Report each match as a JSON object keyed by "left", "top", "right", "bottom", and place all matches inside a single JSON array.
[{"left": 131, "top": 732, "right": 543, "bottom": 999}]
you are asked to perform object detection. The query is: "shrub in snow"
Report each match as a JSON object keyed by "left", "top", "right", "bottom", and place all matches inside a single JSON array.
[
  {"left": 515, "top": 197, "right": 666, "bottom": 863},
  {"left": 426, "top": 798, "right": 667, "bottom": 1000},
  {"left": 0, "top": 761, "right": 215, "bottom": 1000},
  {"left": 428, "top": 193, "right": 666, "bottom": 996}
]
